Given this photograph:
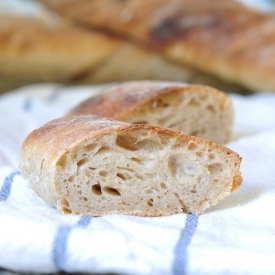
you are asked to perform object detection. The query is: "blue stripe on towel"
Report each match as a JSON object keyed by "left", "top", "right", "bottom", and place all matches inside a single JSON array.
[
  {"left": 0, "top": 171, "right": 20, "bottom": 201},
  {"left": 172, "top": 214, "right": 199, "bottom": 275},
  {"left": 53, "top": 215, "right": 92, "bottom": 271},
  {"left": 77, "top": 215, "right": 92, "bottom": 227},
  {"left": 23, "top": 97, "right": 33, "bottom": 111},
  {"left": 47, "top": 87, "right": 61, "bottom": 103}
]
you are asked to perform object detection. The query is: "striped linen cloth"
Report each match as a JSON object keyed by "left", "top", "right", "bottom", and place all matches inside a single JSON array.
[{"left": 0, "top": 84, "right": 275, "bottom": 275}]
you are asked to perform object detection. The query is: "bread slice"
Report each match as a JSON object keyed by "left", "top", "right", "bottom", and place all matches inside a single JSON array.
[
  {"left": 68, "top": 81, "right": 233, "bottom": 144},
  {"left": 19, "top": 115, "right": 242, "bottom": 216},
  {"left": 40, "top": 0, "right": 275, "bottom": 92}
]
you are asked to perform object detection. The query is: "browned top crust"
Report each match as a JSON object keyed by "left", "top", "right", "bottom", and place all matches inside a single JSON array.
[
  {"left": 40, "top": 0, "right": 275, "bottom": 91},
  {"left": 68, "top": 81, "right": 226, "bottom": 120}
]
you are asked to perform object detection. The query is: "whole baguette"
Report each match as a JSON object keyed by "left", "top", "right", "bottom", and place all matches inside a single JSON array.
[
  {"left": 19, "top": 115, "right": 242, "bottom": 216},
  {"left": 40, "top": 0, "right": 275, "bottom": 92},
  {"left": 68, "top": 81, "right": 234, "bottom": 144},
  {"left": 0, "top": 15, "right": 250, "bottom": 94}
]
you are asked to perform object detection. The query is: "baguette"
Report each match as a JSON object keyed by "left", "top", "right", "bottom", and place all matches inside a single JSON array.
[
  {"left": 0, "top": 15, "right": 250, "bottom": 94},
  {"left": 40, "top": 0, "right": 275, "bottom": 92},
  {"left": 68, "top": 81, "right": 234, "bottom": 144},
  {"left": 19, "top": 115, "right": 242, "bottom": 216}
]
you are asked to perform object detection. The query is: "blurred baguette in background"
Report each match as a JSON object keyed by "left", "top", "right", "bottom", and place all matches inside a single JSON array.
[
  {"left": 38, "top": 0, "right": 275, "bottom": 93},
  {"left": 0, "top": 13, "right": 251, "bottom": 94}
]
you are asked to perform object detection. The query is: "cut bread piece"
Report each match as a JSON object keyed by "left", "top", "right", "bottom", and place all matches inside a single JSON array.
[
  {"left": 19, "top": 115, "right": 242, "bottom": 216},
  {"left": 68, "top": 81, "right": 234, "bottom": 144}
]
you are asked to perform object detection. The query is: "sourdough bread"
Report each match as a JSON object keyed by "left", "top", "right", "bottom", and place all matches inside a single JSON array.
[
  {"left": 68, "top": 81, "right": 234, "bottom": 144},
  {"left": 19, "top": 115, "right": 242, "bottom": 216}
]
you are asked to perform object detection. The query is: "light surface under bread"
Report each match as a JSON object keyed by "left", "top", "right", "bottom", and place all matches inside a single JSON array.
[
  {"left": 19, "top": 115, "right": 242, "bottom": 216},
  {"left": 40, "top": 0, "right": 275, "bottom": 92},
  {"left": 68, "top": 81, "right": 234, "bottom": 144}
]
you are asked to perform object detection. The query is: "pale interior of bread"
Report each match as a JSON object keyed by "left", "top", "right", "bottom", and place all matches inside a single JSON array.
[
  {"left": 122, "top": 89, "right": 232, "bottom": 144},
  {"left": 55, "top": 128, "right": 239, "bottom": 216}
]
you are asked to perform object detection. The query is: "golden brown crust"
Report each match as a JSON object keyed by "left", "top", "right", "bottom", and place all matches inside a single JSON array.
[
  {"left": 0, "top": 15, "right": 121, "bottom": 82},
  {"left": 0, "top": 14, "right": 251, "bottom": 94},
  {"left": 68, "top": 81, "right": 226, "bottom": 120},
  {"left": 40, "top": 0, "right": 275, "bottom": 91},
  {"left": 230, "top": 173, "right": 243, "bottom": 192},
  {"left": 68, "top": 81, "right": 189, "bottom": 118}
]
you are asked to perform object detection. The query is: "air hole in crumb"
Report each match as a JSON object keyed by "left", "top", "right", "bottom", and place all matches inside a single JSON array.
[
  {"left": 147, "top": 201, "right": 153, "bottom": 207},
  {"left": 179, "top": 199, "right": 185, "bottom": 208},
  {"left": 103, "top": 186, "right": 121, "bottom": 196},
  {"left": 95, "top": 147, "right": 110, "bottom": 155},
  {"left": 77, "top": 158, "right": 88, "bottom": 167},
  {"left": 207, "top": 105, "right": 215, "bottom": 113},
  {"left": 199, "top": 95, "right": 208, "bottom": 101},
  {"left": 89, "top": 167, "right": 96, "bottom": 170},
  {"left": 149, "top": 198, "right": 153, "bottom": 202},
  {"left": 116, "top": 135, "right": 137, "bottom": 151},
  {"left": 61, "top": 198, "right": 71, "bottom": 214},
  {"left": 68, "top": 176, "right": 74, "bottom": 182},
  {"left": 160, "top": 182, "right": 167, "bottom": 189},
  {"left": 117, "top": 173, "right": 126, "bottom": 180},
  {"left": 191, "top": 189, "right": 197, "bottom": 193},
  {"left": 174, "top": 192, "right": 180, "bottom": 198},
  {"left": 131, "top": 157, "right": 142, "bottom": 164},
  {"left": 57, "top": 156, "right": 66, "bottom": 169},
  {"left": 188, "top": 142, "right": 197, "bottom": 151},
  {"left": 83, "top": 197, "right": 88, "bottom": 201},
  {"left": 168, "top": 154, "right": 199, "bottom": 178},
  {"left": 92, "top": 184, "right": 102, "bottom": 195},
  {"left": 61, "top": 198, "right": 69, "bottom": 207},
  {"left": 84, "top": 143, "right": 97, "bottom": 152},
  {"left": 208, "top": 163, "right": 223, "bottom": 174},
  {"left": 209, "top": 153, "right": 215, "bottom": 160},
  {"left": 116, "top": 134, "right": 162, "bottom": 152},
  {"left": 189, "top": 98, "right": 200, "bottom": 106},
  {"left": 99, "top": 171, "right": 108, "bottom": 177},
  {"left": 196, "top": 151, "right": 203, "bottom": 157},
  {"left": 135, "top": 173, "right": 144, "bottom": 180}
]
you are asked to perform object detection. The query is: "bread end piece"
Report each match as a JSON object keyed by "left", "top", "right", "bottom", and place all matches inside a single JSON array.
[
  {"left": 19, "top": 115, "right": 242, "bottom": 216},
  {"left": 68, "top": 81, "right": 234, "bottom": 144}
]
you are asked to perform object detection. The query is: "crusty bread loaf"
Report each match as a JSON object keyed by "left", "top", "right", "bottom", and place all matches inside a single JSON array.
[
  {"left": 19, "top": 115, "right": 242, "bottom": 216},
  {"left": 68, "top": 81, "right": 233, "bottom": 144},
  {"left": 40, "top": 0, "right": 275, "bottom": 92},
  {"left": 0, "top": 15, "right": 250, "bottom": 94}
]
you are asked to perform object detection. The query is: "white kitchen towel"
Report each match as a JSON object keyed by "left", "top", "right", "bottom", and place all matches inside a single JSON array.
[{"left": 0, "top": 84, "right": 275, "bottom": 275}]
